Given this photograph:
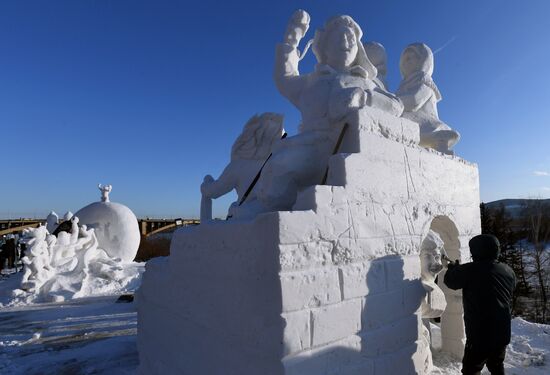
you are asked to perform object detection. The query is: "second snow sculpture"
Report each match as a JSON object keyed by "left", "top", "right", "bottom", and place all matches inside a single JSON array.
[
  {"left": 14, "top": 185, "right": 143, "bottom": 304},
  {"left": 18, "top": 216, "right": 142, "bottom": 303},
  {"left": 397, "top": 43, "right": 460, "bottom": 155},
  {"left": 200, "top": 113, "right": 284, "bottom": 221}
]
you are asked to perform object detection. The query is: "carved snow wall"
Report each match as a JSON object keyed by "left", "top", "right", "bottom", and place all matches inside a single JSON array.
[{"left": 137, "top": 107, "right": 480, "bottom": 375}]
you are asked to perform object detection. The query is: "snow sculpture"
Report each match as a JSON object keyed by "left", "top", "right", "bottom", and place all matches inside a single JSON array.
[
  {"left": 98, "top": 184, "right": 112, "bottom": 202},
  {"left": 233, "top": 11, "right": 404, "bottom": 218},
  {"left": 397, "top": 43, "right": 460, "bottom": 155},
  {"left": 364, "top": 41, "right": 388, "bottom": 90},
  {"left": 138, "top": 10, "right": 478, "bottom": 375},
  {"left": 417, "top": 230, "right": 448, "bottom": 372},
  {"left": 45, "top": 211, "right": 59, "bottom": 233},
  {"left": 420, "top": 230, "right": 447, "bottom": 319},
  {"left": 20, "top": 226, "right": 53, "bottom": 291},
  {"left": 200, "top": 113, "right": 284, "bottom": 221},
  {"left": 75, "top": 185, "right": 140, "bottom": 263},
  {"left": 16, "top": 215, "right": 142, "bottom": 303}
]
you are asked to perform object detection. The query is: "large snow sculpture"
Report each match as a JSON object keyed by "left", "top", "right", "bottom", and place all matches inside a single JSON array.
[
  {"left": 397, "top": 43, "right": 460, "bottom": 155},
  {"left": 17, "top": 216, "right": 142, "bottom": 303},
  {"left": 74, "top": 185, "right": 140, "bottom": 263},
  {"left": 200, "top": 113, "right": 284, "bottom": 221},
  {"left": 233, "top": 11, "right": 404, "bottom": 218},
  {"left": 138, "top": 10, "right": 478, "bottom": 375}
]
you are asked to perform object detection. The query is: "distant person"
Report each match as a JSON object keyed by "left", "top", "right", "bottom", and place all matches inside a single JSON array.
[
  {"left": 0, "top": 239, "right": 5, "bottom": 273},
  {"left": 4, "top": 237, "right": 16, "bottom": 269},
  {"left": 444, "top": 234, "right": 516, "bottom": 375}
]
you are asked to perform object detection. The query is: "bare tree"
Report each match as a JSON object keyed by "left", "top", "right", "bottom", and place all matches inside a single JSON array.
[
  {"left": 480, "top": 202, "right": 530, "bottom": 314},
  {"left": 522, "top": 199, "right": 550, "bottom": 322}
]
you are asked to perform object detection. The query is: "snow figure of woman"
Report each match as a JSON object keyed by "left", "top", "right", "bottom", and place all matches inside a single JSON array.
[
  {"left": 397, "top": 43, "right": 460, "bottom": 155},
  {"left": 200, "top": 112, "right": 284, "bottom": 221},
  {"left": 234, "top": 11, "right": 403, "bottom": 218}
]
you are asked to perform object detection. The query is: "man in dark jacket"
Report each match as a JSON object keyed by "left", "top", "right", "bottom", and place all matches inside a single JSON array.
[{"left": 444, "top": 234, "right": 516, "bottom": 375}]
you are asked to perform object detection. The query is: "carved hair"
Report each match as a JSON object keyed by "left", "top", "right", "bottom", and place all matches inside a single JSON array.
[
  {"left": 230, "top": 113, "right": 284, "bottom": 161},
  {"left": 421, "top": 230, "right": 444, "bottom": 254},
  {"left": 312, "top": 15, "right": 377, "bottom": 79}
]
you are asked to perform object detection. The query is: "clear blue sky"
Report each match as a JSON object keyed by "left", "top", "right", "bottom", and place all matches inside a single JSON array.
[{"left": 1, "top": 0, "right": 550, "bottom": 218}]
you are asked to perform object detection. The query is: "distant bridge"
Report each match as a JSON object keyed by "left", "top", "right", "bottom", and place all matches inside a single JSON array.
[
  {"left": 0, "top": 218, "right": 200, "bottom": 237},
  {"left": 0, "top": 219, "right": 44, "bottom": 236},
  {"left": 139, "top": 218, "right": 200, "bottom": 238}
]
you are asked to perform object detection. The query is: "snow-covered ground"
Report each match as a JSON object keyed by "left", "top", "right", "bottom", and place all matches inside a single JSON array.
[
  {"left": 0, "top": 294, "right": 138, "bottom": 374},
  {"left": 1, "top": 272, "right": 549, "bottom": 374}
]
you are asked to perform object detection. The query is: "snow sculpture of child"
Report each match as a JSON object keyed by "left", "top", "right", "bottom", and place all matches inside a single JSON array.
[
  {"left": 234, "top": 11, "right": 403, "bottom": 218},
  {"left": 397, "top": 43, "right": 460, "bottom": 155},
  {"left": 200, "top": 112, "right": 284, "bottom": 220}
]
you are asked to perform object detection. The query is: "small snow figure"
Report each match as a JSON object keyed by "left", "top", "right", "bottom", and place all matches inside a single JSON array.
[
  {"left": 98, "top": 184, "right": 112, "bottom": 202},
  {"left": 397, "top": 43, "right": 460, "bottom": 155},
  {"left": 444, "top": 234, "right": 516, "bottom": 375}
]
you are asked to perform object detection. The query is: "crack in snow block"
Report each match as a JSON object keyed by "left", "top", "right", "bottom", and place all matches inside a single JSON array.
[{"left": 137, "top": 105, "right": 479, "bottom": 374}]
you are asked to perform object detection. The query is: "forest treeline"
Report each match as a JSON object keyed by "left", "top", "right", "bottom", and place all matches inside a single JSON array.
[{"left": 481, "top": 199, "right": 550, "bottom": 323}]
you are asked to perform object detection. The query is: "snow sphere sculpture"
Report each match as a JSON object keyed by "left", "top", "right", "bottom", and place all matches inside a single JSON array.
[{"left": 74, "top": 184, "right": 140, "bottom": 263}]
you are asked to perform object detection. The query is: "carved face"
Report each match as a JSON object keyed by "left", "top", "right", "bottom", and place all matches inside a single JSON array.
[
  {"left": 421, "top": 247, "right": 444, "bottom": 282},
  {"left": 400, "top": 43, "right": 434, "bottom": 78},
  {"left": 324, "top": 25, "right": 358, "bottom": 70},
  {"left": 400, "top": 47, "right": 422, "bottom": 78}
]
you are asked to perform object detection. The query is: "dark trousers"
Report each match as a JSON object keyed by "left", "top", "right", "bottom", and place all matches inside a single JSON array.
[{"left": 462, "top": 341, "right": 507, "bottom": 375}]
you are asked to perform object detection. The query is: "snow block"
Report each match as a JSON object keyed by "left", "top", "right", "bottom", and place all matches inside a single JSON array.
[{"left": 137, "top": 107, "right": 480, "bottom": 374}]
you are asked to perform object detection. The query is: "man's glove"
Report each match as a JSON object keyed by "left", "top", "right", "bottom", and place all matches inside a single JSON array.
[{"left": 447, "top": 259, "right": 460, "bottom": 269}]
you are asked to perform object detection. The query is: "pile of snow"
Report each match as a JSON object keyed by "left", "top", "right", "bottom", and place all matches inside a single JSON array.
[{"left": 2, "top": 218, "right": 143, "bottom": 306}]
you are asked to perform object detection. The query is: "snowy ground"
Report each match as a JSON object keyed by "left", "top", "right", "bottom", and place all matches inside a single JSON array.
[
  {"left": 0, "top": 294, "right": 138, "bottom": 374},
  {"left": 1, "top": 273, "right": 549, "bottom": 375}
]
